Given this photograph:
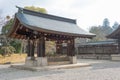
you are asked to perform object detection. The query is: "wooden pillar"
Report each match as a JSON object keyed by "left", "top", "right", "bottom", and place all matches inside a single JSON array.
[
  {"left": 37, "top": 36, "right": 45, "bottom": 57},
  {"left": 30, "top": 40, "right": 35, "bottom": 57},
  {"left": 27, "top": 39, "right": 30, "bottom": 57},
  {"left": 67, "top": 39, "right": 75, "bottom": 56},
  {"left": 37, "top": 39, "right": 41, "bottom": 57},
  {"left": 71, "top": 39, "right": 75, "bottom": 56}
]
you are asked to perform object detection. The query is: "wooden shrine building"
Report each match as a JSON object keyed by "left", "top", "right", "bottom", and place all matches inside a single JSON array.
[
  {"left": 107, "top": 25, "right": 120, "bottom": 60},
  {"left": 7, "top": 7, "right": 95, "bottom": 66},
  {"left": 107, "top": 25, "right": 120, "bottom": 53}
]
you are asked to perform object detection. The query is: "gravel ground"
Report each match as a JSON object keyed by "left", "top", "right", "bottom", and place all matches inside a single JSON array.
[{"left": 0, "top": 59, "right": 120, "bottom": 80}]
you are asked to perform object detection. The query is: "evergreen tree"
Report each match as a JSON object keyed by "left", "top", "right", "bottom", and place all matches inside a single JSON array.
[
  {"left": 89, "top": 26, "right": 107, "bottom": 41},
  {"left": 102, "top": 18, "right": 110, "bottom": 27},
  {"left": 112, "top": 21, "right": 119, "bottom": 30},
  {"left": 89, "top": 18, "right": 114, "bottom": 42},
  {"left": 102, "top": 18, "right": 113, "bottom": 34}
]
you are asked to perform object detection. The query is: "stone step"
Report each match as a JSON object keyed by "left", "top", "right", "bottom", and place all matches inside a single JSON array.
[
  {"left": 48, "top": 61, "right": 70, "bottom": 65},
  {"left": 48, "top": 57, "right": 69, "bottom": 62}
]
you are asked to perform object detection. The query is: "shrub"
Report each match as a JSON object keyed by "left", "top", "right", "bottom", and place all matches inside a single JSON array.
[{"left": 1, "top": 45, "right": 16, "bottom": 56}]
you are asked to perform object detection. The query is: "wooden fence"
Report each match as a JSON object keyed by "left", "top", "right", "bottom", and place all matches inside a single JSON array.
[{"left": 77, "top": 44, "right": 118, "bottom": 60}]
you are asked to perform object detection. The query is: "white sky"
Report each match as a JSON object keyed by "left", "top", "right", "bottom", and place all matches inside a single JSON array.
[{"left": 0, "top": 0, "right": 120, "bottom": 31}]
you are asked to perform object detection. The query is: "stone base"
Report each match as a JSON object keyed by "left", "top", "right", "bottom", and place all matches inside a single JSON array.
[
  {"left": 36, "top": 57, "right": 48, "bottom": 66},
  {"left": 111, "top": 54, "right": 120, "bottom": 61},
  {"left": 11, "top": 63, "right": 90, "bottom": 71},
  {"left": 25, "top": 57, "right": 48, "bottom": 67},
  {"left": 69, "top": 56, "right": 77, "bottom": 64}
]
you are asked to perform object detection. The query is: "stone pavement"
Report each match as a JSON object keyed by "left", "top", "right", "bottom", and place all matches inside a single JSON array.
[{"left": 0, "top": 59, "right": 120, "bottom": 80}]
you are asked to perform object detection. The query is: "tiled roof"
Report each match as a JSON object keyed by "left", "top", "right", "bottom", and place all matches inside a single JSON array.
[{"left": 10, "top": 7, "right": 96, "bottom": 38}]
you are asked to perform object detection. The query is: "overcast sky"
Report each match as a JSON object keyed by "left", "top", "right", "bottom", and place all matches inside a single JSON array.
[{"left": 0, "top": 0, "right": 120, "bottom": 31}]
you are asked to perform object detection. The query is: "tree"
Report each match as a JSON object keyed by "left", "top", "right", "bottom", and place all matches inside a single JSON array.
[
  {"left": 1, "top": 18, "right": 13, "bottom": 34},
  {"left": 89, "top": 26, "right": 107, "bottom": 41},
  {"left": 101, "top": 26, "right": 113, "bottom": 35},
  {"left": 24, "top": 6, "right": 47, "bottom": 13},
  {"left": 1, "top": 16, "right": 22, "bottom": 53},
  {"left": 112, "top": 21, "right": 119, "bottom": 30},
  {"left": 102, "top": 18, "right": 113, "bottom": 35},
  {"left": 89, "top": 18, "right": 114, "bottom": 42},
  {"left": 102, "top": 18, "right": 110, "bottom": 27},
  {"left": 10, "top": 40, "right": 21, "bottom": 53}
]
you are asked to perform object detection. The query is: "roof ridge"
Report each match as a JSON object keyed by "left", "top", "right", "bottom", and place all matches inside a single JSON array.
[{"left": 16, "top": 6, "right": 76, "bottom": 24}]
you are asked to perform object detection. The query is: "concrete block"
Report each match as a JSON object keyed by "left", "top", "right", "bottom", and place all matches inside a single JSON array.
[
  {"left": 69, "top": 56, "right": 77, "bottom": 64},
  {"left": 25, "top": 57, "right": 48, "bottom": 67},
  {"left": 111, "top": 54, "right": 120, "bottom": 61},
  {"left": 25, "top": 57, "right": 37, "bottom": 67},
  {"left": 36, "top": 57, "right": 48, "bottom": 66}
]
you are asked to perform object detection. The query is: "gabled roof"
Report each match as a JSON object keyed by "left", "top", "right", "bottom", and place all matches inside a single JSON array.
[
  {"left": 107, "top": 25, "right": 120, "bottom": 39},
  {"left": 8, "top": 7, "right": 95, "bottom": 38}
]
